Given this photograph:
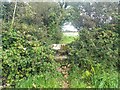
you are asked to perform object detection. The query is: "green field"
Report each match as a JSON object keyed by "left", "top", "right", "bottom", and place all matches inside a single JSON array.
[{"left": 60, "top": 35, "right": 78, "bottom": 44}]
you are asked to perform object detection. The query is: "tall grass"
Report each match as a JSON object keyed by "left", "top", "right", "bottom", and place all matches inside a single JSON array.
[
  {"left": 68, "top": 63, "right": 118, "bottom": 88},
  {"left": 16, "top": 71, "right": 64, "bottom": 88},
  {"left": 68, "top": 65, "right": 88, "bottom": 88}
]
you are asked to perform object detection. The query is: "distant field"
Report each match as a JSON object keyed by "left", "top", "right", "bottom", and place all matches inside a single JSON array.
[
  {"left": 60, "top": 34, "right": 78, "bottom": 44},
  {"left": 63, "top": 32, "right": 79, "bottom": 36}
]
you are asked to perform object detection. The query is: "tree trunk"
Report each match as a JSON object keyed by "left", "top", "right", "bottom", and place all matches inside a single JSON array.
[{"left": 10, "top": 0, "right": 17, "bottom": 30}]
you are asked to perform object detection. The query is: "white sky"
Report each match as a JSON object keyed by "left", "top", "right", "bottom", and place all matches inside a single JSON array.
[{"left": 62, "top": 22, "right": 78, "bottom": 31}]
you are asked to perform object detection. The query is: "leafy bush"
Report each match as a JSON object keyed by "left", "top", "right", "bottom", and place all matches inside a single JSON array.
[
  {"left": 67, "top": 26, "right": 119, "bottom": 88},
  {"left": 2, "top": 2, "right": 63, "bottom": 45},
  {"left": 2, "top": 2, "right": 64, "bottom": 87},
  {"left": 2, "top": 28, "right": 55, "bottom": 87},
  {"left": 68, "top": 28, "right": 118, "bottom": 70}
]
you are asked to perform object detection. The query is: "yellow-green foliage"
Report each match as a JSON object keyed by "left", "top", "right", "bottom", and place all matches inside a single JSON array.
[
  {"left": 2, "top": 29, "right": 56, "bottom": 87},
  {"left": 68, "top": 27, "right": 118, "bottom": 69}
]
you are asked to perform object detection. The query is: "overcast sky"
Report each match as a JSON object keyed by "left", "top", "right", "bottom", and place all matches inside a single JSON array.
[{"left": 62, "top": 22, "right": 78, "bottom": 31}]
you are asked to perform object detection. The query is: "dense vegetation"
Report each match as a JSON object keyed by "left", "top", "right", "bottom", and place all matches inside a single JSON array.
[
  {"left": 1, "top": 2, "right": 65, "bottom": 87},
  {"left": 68, "top": 26, "right": 119, "bottom": 88},
  {"left": 1, "top": 1, "right": 119, "bottom": 88}
]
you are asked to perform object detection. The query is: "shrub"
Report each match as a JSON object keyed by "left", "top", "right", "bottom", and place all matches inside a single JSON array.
[
  {"left": 68, "top": 28, "right": 118, "bottom": 70},
  {"left": 2, "top": 29, "right": 55, "bottom": 87}
]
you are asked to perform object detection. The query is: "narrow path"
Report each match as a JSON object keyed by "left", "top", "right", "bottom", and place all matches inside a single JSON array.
[
  {"left": 52, "top": 44, "right": 70, "bottom": 88},
  {"left": 61, "top": 64, "right": 70, "bottom": 88},
  {"left": 57, "top": 64, "right": 70, "bottom": 88}
]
